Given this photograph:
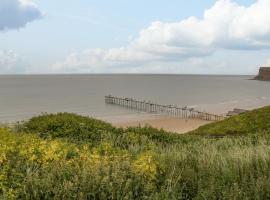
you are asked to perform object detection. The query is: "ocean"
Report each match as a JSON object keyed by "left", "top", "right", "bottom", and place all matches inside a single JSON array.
[{"left": 1, "top": 74, "right": 270, "bottom": 123}]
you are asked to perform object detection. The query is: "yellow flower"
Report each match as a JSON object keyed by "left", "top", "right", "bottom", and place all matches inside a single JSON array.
[
  {"left": 29, "top": 155, "right": 37, "bottom": 162},
  {"left": 0, "top": 153, "right": 6, "bottom": 164},
  {"left": 133, "top": 152, "right": 157, "bottom": 180}
]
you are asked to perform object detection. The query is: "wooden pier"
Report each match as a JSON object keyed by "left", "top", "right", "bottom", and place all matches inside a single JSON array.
[{"left": 105, "top": 95, "right": 226, "bottom": 121}]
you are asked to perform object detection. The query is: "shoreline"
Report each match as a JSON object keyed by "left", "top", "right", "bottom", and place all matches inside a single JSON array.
[
  {"left": 111, "top": 116, "right": 213, "bottom": 134},
  {"left": 1, "top": 100, "right": 269, "bottom": 134},
  {"left": 0, "top": 113, "right": 212, "bottom": 134}
]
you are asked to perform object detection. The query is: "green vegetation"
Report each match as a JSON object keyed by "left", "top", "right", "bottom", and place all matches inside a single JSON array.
[
  {"left": 20, "top": 113, "right": 116, "bottom": 143},
  {"left": 191, "top": 106, "right": 270, "bottom": 136},
  {"left": 1, "top": 108, "right": 270, "bottom": 199}
]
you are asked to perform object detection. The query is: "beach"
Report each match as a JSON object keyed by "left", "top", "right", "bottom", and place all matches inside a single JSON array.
[
  {"left": 101, "top": 114, "right": 211, "bottom": 133},
  {"left": 114, "top": 117, "right": 211, "bottom": 133}
]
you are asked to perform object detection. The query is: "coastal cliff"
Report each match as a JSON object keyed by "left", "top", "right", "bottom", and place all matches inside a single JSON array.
[{"left": 255, "top": 67, "right": 270, "bottom": 81}]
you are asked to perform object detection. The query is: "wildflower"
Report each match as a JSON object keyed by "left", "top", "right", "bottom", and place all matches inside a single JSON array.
[{"left": 133, "top": 151, "right": 157, "bottom": 180}]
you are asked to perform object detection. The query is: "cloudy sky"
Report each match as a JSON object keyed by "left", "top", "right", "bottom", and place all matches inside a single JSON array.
[{"left": 1, "top": 0, "right": 270, "bottom": 74}]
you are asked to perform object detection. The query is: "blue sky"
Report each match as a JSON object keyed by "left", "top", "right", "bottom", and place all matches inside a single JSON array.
[{"left": 1, "top": 0, "right": 270, "bottom": 74}]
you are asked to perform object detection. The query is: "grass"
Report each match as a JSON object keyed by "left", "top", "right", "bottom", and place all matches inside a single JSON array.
[
  {"left": 1, "top": 108, "right": 270, "bottom": 199},
  {"left": 190, "top": 106, "right": 270, "bottom": 136}
]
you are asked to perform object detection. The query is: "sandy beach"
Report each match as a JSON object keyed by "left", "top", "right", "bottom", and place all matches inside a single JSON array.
[{"left": 104, "top": 114, "right": 212, "bottom": 134}]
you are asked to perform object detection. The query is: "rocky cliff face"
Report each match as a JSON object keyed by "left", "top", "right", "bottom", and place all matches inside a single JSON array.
[{"left": 255, "top": 67, "right": 270, "bottom": 81}]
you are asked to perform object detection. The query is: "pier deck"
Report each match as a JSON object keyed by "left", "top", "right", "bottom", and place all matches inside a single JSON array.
[{"left": 105, "top": 95, "right": 226, "bottom": 121}]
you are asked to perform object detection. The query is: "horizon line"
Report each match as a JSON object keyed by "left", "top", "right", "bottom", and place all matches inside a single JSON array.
[{"left": 0, "top": 73, "right": 256, "bottom": 76}]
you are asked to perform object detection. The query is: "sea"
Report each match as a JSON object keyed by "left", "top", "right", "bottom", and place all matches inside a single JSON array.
[{"left": 1, "top": 74, "right": 270, "bottom": 123}]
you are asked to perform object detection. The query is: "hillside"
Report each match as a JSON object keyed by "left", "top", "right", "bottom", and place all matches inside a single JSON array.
[
  {"left": 1, "top": 110, "right": 270, "bottom": 199},
  {"left": 190, "top": 106, "right": 270, "bottom": 136},
  {"left": 255, "top": 67, "right": 270, "bottom": 81}
]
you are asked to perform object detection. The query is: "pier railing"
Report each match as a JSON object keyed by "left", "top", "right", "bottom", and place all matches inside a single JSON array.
[{"left": 105, "top": 95, "right": 226, "bottom": 121}]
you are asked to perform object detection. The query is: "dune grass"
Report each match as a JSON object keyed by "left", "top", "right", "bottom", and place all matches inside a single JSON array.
[
  {"left": 190, "top": 106, "right": 270, "bottom": 136},
  {"left": 1, "top": 110, "right": 270, "bottom": 199}
]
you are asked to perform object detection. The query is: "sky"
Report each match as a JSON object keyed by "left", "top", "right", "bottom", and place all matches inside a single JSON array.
[{"left": 1, "top": 0, "right": 270, "bottom": 74}]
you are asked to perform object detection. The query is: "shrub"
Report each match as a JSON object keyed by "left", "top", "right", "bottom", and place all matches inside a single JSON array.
[
  {"left": 19, "top": 113, "right": 116, "bottom": 144},
  {"left": 2, "top": 107, "right": 270, "bottom": 199}
]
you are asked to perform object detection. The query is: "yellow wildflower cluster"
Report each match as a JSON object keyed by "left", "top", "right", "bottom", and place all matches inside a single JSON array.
[
  {"left": 0, "top": 128, "right": 82, "bottom": 167},
  {"left": 0, "top": 151, "right": 7, "bottom": 165},
  {"left": 0, "top": 129, "right": 17, "bottom": 165},
  {"left": 133, "top": 151, "right": 157, "bottom": 180},
  {"left": 0, "top": 128, "right": 86, "bottom": 198},
  {"left": 17, "top": 137, "right": 73, "bottom": 165},
  {"left": 88, "top": 142, "right": 130, "bottom": 170},
  {"left": 0, "top": 127, "right": 158, "bottom": 198}
]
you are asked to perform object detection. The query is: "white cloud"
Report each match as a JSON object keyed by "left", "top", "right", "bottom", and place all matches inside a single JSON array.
[
  {"left": 0, "top": 50, "right": 19, "bottom": 73},
  {"left": 138, "top": 0, "right": 270, "bottom": 50},
  {"left": 53, "top": 0, "right": 270, "bottom": 73},
  {"left": 0, "top": 0, "right": 42, "bottom": 31},
  {"left": 264, "top": 58, "right": 270, "bottom": 67},
  {"left": 0, "top": 50, "right": 31, "bottom": 73}
]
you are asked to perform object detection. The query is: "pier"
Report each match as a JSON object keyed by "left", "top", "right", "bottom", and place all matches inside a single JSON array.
[{"left": 105, "top": 95, "right": 226, "bottom": 121}]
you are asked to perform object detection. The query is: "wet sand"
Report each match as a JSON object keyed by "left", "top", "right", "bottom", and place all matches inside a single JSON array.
[{"left": 110, "top": 115, "right": 212, "bottom": 134}]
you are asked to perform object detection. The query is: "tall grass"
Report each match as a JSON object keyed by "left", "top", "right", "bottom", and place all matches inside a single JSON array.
[
  {"left": 1, "top": 112, "right": 270, "bottom": 199},
  {"left": 190, "top": 106, "right": 270, "bottom": 136}
]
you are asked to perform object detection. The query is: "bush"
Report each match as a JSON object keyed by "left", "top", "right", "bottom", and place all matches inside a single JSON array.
[
  {"left": 2, "top": 107, "right": 270, "bottom": 199},
  {"left": 19, "top": 113, "right": 183, "bottom": 149},
  {"left": 20, "top": 113, "right": 116, "bottom": 144}
]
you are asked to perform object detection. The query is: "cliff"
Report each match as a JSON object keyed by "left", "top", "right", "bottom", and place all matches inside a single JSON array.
[{"left": 255, "top": 67, "right": 270, "bottom": 81}]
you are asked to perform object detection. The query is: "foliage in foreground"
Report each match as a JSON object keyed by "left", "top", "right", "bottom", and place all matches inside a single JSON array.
[
  {"left": 1, "top": 111, "right": 270, "bottom": 199},
  {"left": 20, "top": 113, "right": 116, "bottom": 144}
]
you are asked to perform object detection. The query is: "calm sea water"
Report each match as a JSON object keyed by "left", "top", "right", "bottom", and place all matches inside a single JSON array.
[{"left": 1, "top": 74, "right": 270, "bottom": 122}]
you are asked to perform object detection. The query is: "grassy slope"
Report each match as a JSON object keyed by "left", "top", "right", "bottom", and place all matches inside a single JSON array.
[
  {"left": 190, "top": 106, "right": 270, "bottom": 136},
  {"left": 1, "top": 108, "right": 270, "bottom": 199}
]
